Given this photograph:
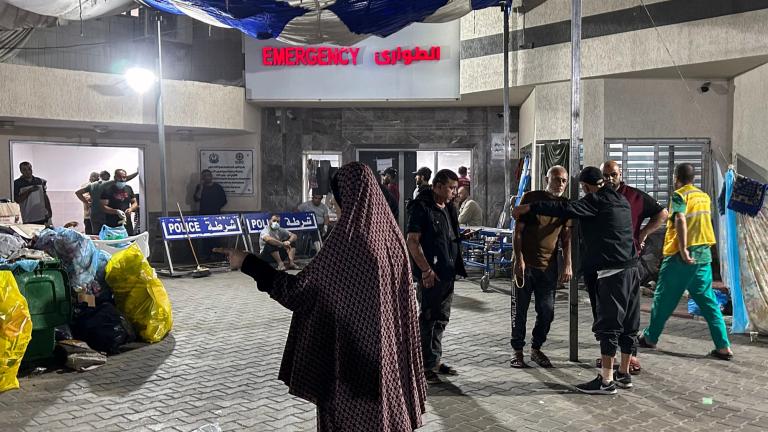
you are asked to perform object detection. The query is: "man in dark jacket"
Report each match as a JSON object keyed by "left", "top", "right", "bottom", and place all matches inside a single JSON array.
[
  {"left": 512, "top": 166, "right": 639, "bottom": 395},
  {"left": 406, "top": 169, "right": 468, "bottom": 384}
]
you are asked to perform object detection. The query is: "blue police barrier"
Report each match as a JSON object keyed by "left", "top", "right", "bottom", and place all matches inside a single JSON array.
[
  {"left": 158, "top": 214, "right": 247, "bottom": 276},
  {"left": 242, "top": 212, "right": 320, "bottom": 253},
  {"left": 242, "top": 212, "right": 318, "bottom": 234}
]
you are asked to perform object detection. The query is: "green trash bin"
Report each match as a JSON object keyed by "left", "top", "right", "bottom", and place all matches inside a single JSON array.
[{"left": 13, "top": 260, "right": 72, "bottom": 363}]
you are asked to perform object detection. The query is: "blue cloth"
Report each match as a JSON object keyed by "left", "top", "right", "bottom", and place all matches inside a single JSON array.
[
  {"left": 723, "top": 169, "right": 750, "bottom": 333},
  {"left": 139, "top": 0, "right": 499, "bottom": 41}
]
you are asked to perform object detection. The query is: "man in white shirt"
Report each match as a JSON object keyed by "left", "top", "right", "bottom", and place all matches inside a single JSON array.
[{"left": 456, "top": 186, "right": 483, "bottom": 227}]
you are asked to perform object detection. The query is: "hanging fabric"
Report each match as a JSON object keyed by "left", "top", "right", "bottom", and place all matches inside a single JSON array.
[
  {"left": 721, "top": 169, "right": 750, "bottom": 333},
  {"left": 728, "top": 174, "right": 768, "bottom": 217}
]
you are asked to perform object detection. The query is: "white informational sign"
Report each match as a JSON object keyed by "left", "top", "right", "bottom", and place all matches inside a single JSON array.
[
  {"left": 200, "top": 150, "right": 254, "bottom": 196},
  {"left": 491, "top": 133, "right": 519, "bottom": 160},
  {"left": 244, "top": 22, "right": 460, "bottom": 101}
]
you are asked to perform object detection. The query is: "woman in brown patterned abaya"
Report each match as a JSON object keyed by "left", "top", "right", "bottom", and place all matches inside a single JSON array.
[{"left": 216, "top": 162, "right": 427, "bottom": 431}]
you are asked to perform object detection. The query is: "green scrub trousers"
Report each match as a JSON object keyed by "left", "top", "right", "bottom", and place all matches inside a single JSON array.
[{"left": 642, "top": 254, "right": 730, "bottom": 350}]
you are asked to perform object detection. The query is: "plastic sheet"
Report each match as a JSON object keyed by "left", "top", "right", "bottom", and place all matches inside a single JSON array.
[
  {"left": 722, "top": 170, "right": 750, "bottom": 333},
  {"left": 0, "top": 271, "right": 32, "bottom": 393},
  {"left": 140, "top": 0, "right": 499, "bottom": 44},
  {"left": 34, "top": 228, "right": 111, "bottom": 301},
  {"left": 105, "top": 245, "right": 173, "bottom": 343}
]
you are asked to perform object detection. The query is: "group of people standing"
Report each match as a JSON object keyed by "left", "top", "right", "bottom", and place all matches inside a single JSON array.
[
  {"left": 213, "top": 158, "right": 733, "bottom": 431},
  {"left": 75, "top": 169, "right": 139, "bottom": 235},
  {"left": 512, "top": 160, "right": 733, "bottom": 394}
]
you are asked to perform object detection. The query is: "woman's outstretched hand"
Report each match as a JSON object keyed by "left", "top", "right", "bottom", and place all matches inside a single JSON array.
[{"left": 213, "top": 248, "right": 249, "bottom": 270}]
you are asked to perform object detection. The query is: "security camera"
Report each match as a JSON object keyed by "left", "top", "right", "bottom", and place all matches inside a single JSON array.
[
  {"left": 286, "top": 109, "right": 296, "bottom": 120},
  {"left": 496, "top": 112, "right": 504, "bottom": 118},
  {"left": 699, "top": 81, "right": 711, "bottom": 93}
]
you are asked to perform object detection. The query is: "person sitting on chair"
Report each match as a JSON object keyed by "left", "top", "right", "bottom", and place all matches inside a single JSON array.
[{"left": 260, "top": 213, "right": 299, "bottom": 271}]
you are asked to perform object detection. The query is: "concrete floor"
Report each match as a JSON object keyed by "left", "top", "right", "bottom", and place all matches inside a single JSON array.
[{"left": 2, "top": 270, "right": 767, "bottom": 431}]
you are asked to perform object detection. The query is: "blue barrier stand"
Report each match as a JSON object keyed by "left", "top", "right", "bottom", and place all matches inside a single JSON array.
[{"left": 159, "top": 214, "right": 248, "bottom": 276}]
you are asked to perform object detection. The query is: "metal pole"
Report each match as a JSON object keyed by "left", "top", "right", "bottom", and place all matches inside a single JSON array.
[
  {"left": 569, "top": 0, "right": 582, "bottom": 362},
  {"left": 156, "top": 13, "right": 169, "bottom": 218},
  {"left": 503, "top": 1, "right": 512, "bottom": 209}
]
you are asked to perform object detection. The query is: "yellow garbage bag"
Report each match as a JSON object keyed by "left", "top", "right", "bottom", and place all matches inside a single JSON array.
[
  {"left": 105, "top": 244, "right": 173, "bottom": 343},
  {"left": 0, "top": 271, "right": 32, "bottom": 393}
]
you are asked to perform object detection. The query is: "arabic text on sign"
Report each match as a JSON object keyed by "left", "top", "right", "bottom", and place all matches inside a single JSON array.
[{"left": 374, "top": 46, "right": 441, "bottom": 66}]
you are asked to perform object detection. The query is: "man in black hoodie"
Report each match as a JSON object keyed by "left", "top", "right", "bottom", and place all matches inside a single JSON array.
[
  {"left": 406, "top": 169, "right": 468, "bottom": 385},
  {"left": 512, "top": 166, "right": 639, "bottom": 395}
]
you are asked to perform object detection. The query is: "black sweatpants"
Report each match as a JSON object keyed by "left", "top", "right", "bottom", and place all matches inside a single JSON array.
[
  {"left": 417, "top": 279, "right": 455, "bottom": 371},
  {"left": 586, "top": 267, "right": 640, "bottom": 357},
  {"left": 510, "top": 262, "right": 558, "bottom": 351}
]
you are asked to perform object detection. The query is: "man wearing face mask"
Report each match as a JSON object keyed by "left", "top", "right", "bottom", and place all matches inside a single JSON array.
[
  {"left": 512, "top": 166, "right": 638, "bottom": 395},
  {"left": 510, "top": 166, "right": 572, "bottom": 369},
  {"left": 100, "top": 169, "right": 138, "bottom": 234},
  {"left": 259, "top": 214, "right": 299, "bottom": 271}
]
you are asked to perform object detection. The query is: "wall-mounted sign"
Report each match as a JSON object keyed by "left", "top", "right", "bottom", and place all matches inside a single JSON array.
[
  {"left": 261, "top": 45, "right": 441, "bottom": 67},
  {"left": 245, "top": 22, "right": 459, "bottom": 101},
  {"left": 491, "top": 133, "right": 519, "bottom": 161},
  {"left": 200, "top": 150, "right": 254, "bottom": 196}
]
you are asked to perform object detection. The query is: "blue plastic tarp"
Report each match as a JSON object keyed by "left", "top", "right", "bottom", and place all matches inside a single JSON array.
[
  {"left": 140, "top": 0, "right": 499, "bottom": 44},
  {"left": 722, "top": 169, "right": 750, "bottom": 333}
]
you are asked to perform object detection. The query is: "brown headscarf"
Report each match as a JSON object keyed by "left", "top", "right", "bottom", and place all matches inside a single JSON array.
[{"left": 267, "top": 162, "right": 426, "bottom": 431}]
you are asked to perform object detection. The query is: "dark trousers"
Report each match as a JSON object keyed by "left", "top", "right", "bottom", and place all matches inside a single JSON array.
[
  {"left": 84, "top": 219, "right": 93, "bottom": 235},
  {"left": 90, "top": 219, "right": 105, "bottom": 236},
  {"left": 586, "top": 267, "right": 640, "bottom": 357},
  {"left": 510, "top": 263, "right": 558, "bottom": 351},
  {"left": 417, "top": 278, "right": 455, "bottom": 371}
]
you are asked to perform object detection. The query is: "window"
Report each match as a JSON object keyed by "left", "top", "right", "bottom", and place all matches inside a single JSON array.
[
  {"left": 416, "top": 150, "right": 472, "bottom": 178},
  {"left": 605, "top": 139, "right": 711, "bottom": 205}
]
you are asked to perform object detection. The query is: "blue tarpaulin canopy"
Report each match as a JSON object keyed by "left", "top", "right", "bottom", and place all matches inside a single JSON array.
[{"left": 139, "top": 0, "right": 499, "bottom": 45}]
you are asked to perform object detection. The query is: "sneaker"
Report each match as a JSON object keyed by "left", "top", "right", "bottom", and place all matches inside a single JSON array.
[
  {"left": 575, "top": 374, "right": 617, "bottom": 395},
  {"left": 424, "top": 370, "right": 441, "bottom": 384},
  {"left": 510, "top": 351, "right": 530, "bottom": 369},
  {"left": 614, "top": 371, "right": 633, "bottom": 389}
]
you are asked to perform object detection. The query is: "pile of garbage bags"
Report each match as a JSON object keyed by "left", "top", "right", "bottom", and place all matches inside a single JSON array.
[{"left": 0, "top": 226, "right": 172, "bottom": 392}]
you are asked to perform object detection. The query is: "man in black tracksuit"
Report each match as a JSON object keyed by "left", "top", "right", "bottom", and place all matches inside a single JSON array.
[
  {"left": 512, "top": 166, "right": 638, "bottom": 395},
  {"left": 406, "top": 169, "right": 468, "bottom": 385}
]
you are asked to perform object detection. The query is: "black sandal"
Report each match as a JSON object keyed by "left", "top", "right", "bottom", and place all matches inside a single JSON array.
[
  {"left": 510, "top": 352, "right": 530, "bottom": 369},
  {"left": 531, "top": 350, "right": 554, "bottom": 368},
  {"left": 710, "top": 350, "right": 733, "bottom": 361}
]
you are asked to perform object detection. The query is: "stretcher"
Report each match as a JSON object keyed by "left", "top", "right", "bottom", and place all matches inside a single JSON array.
[{"left": 461, "top": 227, "right": 514, "bottom": 292}]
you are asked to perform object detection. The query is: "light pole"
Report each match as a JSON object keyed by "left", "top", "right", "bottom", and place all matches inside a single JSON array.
[{"left": 124, "top": 13, "right": 169, "bottom": 220}]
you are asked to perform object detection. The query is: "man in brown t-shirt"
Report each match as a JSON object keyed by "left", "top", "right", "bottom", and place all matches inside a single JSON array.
[{"left": 511, "top": 166, "right": 573, "bottom": 368}]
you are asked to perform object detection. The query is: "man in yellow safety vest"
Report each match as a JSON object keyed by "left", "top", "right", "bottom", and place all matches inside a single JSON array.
[{"left": 638, "top": 163, "right": 733, "bottom": 360}]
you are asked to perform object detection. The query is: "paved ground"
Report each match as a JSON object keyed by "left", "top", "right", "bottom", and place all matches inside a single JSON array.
[{"left": 2, "top": 270, "right": 768, "bottom": 432}]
